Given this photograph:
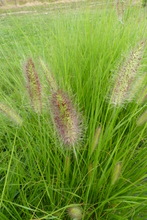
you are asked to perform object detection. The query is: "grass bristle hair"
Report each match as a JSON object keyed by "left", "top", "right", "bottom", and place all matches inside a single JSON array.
[
  {"left": 50, "top": 90, "right": 81, "bottom": 148},
  {"left": 25, "top": 58, "right": 42, "bottom": 113},
  {"left": 111, "top": 41, "right": 145, "bottom": 106}
]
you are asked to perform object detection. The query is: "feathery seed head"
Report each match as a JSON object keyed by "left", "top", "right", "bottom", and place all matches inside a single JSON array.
[
  {"left": 25, "top": 58, "right": 42, "bottom": 113},
  {"left": 127, "top": 74, "right": 146, "bottom": 102},
  {"left": 68, "top": 205, "right": 83, "bottom": 220},
  {"left": 40, "top": 59, "right": 58, "bottom": 92},
  {"left": 111, "top": 161, "right": 122, "bottom": 185},
  {"left": 0, "top": 103, "right": 22, "bottom": 126},
  {"left": 111, "top": 41, "right": 145, "bottom": 106},
  {"left": 51, "top": 90, "right": 81, "bottom": 146},
  {"left": 137, "top": 85, "right": 147, "bottom": 104},
  {"left": 90, "top": 125, "right": 102, "bottom": 157},
  {"left": 136, "top": 110, "right": 147, "bottom": 126}
]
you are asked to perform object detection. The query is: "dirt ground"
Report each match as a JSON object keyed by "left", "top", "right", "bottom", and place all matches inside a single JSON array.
[
  {"left": 0, "top": 0, "right": 143, "bottom": 17},
  {"left": 0, "top": 0, "right": 142, "bottom": 9},
  {"left": 1, "top": 0, "right": 82, "bottom": 8}
]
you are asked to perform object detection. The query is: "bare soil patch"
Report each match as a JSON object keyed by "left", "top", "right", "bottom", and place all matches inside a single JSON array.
[{"left": 0, "top": 0, "right": 83, "bottom": 9}]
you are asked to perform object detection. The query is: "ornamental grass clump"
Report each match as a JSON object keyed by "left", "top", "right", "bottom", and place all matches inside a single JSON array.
[
  {"left": 51, "top": 90, "right": 81, "bottom": 147},
  {"left": 25, "top": 58, "right": 42, "bottom": 113},
  {"left": 0, "top": 103, "right": 22, "bottom": 126},
  {"left": 1, "top": 8, "right": 147, "bottom": 220},
  {"left": 111, "top": 41, "right": 145, "bottom": 106}
]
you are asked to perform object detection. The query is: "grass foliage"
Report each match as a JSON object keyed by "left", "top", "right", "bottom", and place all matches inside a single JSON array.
[{"left": 0, "top": 3, "right": 147, "bottom": 219}]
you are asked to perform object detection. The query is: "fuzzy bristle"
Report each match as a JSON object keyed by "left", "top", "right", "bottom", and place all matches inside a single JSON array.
[
  {"left": 136, "top": 110, "right": 147, "bottom": 126},
  {"left": 67, "top": 205, "right": 83, "bottom": 220},
  {"left": 51, "top": 90, "right": 80, "bottom": 146},
  {"left": 111, "top": 161, "right": 122, "bottom": 185},
  {"left": 127, "top": 74, "right": 146, "bottom": 102},
  {"left": 137, "top": 85, "right": 147, "bottom": 104},
  {"left": 90, "top": 126, "right": 102, "bottom": 157},
  {"left": 0, "top": 103, "right": 22, "bottom": 125},
  {"left": 111, "top": 41, "right": 145, "bottom": 106},
  {"left": 40, "top": 59, "right": 58, "bottom": 92},
  {"left": 25, "top": 58, "right": 42, "bottom": 113}
]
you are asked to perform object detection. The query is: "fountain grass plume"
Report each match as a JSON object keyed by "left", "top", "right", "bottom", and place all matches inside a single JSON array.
[
  {"left": 90, "top": 125, "right": 102, "bottom": 157},
  {"left": 0, "top": 103, "right": 22, "bottom": 126},
  {"left": 127, "top": 74, "right": 146, "bottom": 102},
  {"left": 137, "top": 84, "right": 147, "bottom": 104},
  {"left": 111, "top": 161, "right": 122, "bottom": 185},
  {"left": 67, "top": 205, "right": 83, "bottom": 220},
  {"left": 25, "top": 58, "right": 42, "bottom": 113},
  {"left": 40, "top": 59, "right": 58, "bottom": 93},
  {"left": 51, "top": 90, "right": 81, "bottom": 147},
  {"left": 136, "top": 109, "right": 147, "bottom": 126},
  {"left": 111, "top": 41, "right": 145, "bottom": 106}
]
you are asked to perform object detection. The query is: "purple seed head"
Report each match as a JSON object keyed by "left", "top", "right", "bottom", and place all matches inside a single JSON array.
[
  {"left": 25, "top": 58, "right": 42, "bottom": 113},
  {"left": 51, "top": 90, "right": 81, "bottom": 146}
]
